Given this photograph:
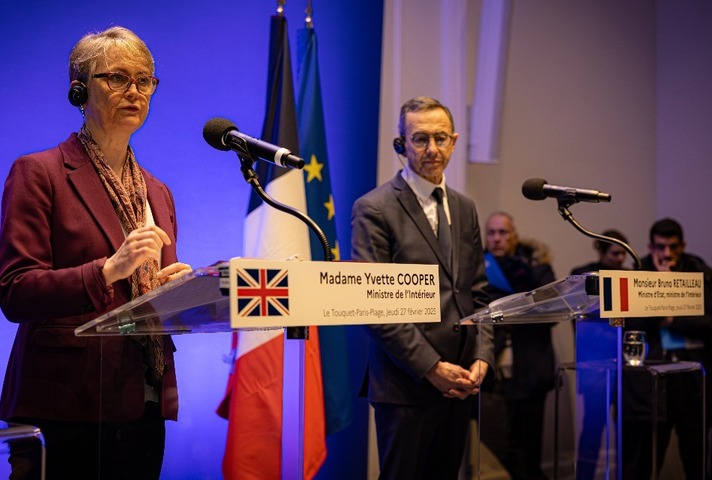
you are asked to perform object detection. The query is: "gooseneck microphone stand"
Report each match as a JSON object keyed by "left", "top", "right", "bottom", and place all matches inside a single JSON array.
[
  {"left": 236, "top": 150, "right": 334, "bottom": 264},
  {"left": 555, "top": 195, "right": 642, "bottom": 271}
]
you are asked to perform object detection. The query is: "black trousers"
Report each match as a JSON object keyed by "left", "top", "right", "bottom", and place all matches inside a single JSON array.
[
  {"left": 373, "top": 398, "right": 472, "bottom": 480},
  {"left": 8, "top": 402, "right": 165, "bottom": 480}
]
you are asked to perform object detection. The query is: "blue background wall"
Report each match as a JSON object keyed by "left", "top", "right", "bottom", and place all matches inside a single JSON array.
[{"left": 0, "top": 1, "right": 383, "bottom": 478}]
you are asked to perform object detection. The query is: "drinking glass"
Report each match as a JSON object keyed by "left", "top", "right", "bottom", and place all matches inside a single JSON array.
[{"left": 623, "top": 330, "right": 648, "bottom": 366}]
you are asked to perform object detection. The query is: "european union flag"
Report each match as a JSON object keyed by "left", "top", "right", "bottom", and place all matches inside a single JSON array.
[{"left": 297, "top": 26, "right": 353, "bottom": 436}]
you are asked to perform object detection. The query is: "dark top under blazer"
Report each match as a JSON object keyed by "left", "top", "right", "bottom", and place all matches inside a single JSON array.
[
  {"left": 0, "top": 134, "right": 179, "bottom": 422},
  {"left": 351, "top": 172, "right": 494, "bottom": 406}
]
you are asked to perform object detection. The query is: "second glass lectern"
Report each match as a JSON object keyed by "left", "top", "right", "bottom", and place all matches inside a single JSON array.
[
  {"left": 460, "top": 272, "right": 705, "bottom": 480},
  {"left": 460, "top": 273, "right": 601, "bottom": 326}
]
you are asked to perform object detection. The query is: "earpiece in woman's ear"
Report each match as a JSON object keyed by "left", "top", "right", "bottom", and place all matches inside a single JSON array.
[{"left": 68, "top": 82, "right": 87, "bottom": 107}]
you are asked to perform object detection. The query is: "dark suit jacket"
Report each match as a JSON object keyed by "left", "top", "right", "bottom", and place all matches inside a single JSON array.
[
  {"left": 351, "top": 172, "right": 493, "bottom": 406},
  {"left": 0, "top": 134, "right": 179, "bottom": 422},
  {"left": 486, "top": 252, "right": 556, "bottom": 398}
]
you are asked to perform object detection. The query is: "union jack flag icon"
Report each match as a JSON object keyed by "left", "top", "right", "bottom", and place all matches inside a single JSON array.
[{"left": 236, "top": 268, "right": 290, "bottom": 317}]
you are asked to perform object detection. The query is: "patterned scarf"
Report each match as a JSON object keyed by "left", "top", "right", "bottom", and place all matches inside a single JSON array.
[{"left": 78, "top": 125, "right": 165, "bottom": 386}]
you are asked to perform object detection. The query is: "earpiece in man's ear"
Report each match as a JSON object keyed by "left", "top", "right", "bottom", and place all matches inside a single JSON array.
[
  {"left": 393, "top": 137, "right": 405, "bottom": 155},
  {"left": 68, "top": 83, "right": 88, "bottom": 107}
]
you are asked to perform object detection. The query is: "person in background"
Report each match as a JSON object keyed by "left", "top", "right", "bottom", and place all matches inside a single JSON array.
[
  {"left": 570, "top": 229, "right": 629, "bottom": 274},
  {"left": 623, "top": 218, "right": 712, "bottom": 479},
  {"left": 351, "top": 96, "right": 493, "bottom": 479},
  {"left": 479, "top": 211, "right": 555, "bottom": 480},
  {"left": 0, "top": 26, "right": 191, "bottom": 479}
]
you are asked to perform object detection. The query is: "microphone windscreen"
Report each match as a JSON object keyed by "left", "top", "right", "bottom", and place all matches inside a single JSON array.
[
  {"left": 522, "top": 178, "right": 548, "bottom": 200},
  {"left": 203, "top": 117, "right": 236, "bottom": 151}
]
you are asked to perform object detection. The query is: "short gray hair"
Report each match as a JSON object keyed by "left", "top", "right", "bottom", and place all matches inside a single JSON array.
[{"left": 69, "top": 26, "right": 154, "bottom": 84}]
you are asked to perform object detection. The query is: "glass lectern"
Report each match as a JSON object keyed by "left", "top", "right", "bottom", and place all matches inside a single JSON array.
[
  {"left": 75, "top": 265, "right": 234, "bottom": 337},
  {"left": 460, "top": 272, "right": 705, "bottom": 480}
]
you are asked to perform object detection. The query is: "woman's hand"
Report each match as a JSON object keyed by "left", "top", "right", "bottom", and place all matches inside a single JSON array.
[
  {"left": 103, "top": 226, "right": 171, "bottom": 285},
  {"left": 157, "top": 262, "right": 192, "bottom": 285}
]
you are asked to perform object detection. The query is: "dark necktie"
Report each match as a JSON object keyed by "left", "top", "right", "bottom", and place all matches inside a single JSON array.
[{"left": 432, "top": 187, "right": 452, "bottom": 267}]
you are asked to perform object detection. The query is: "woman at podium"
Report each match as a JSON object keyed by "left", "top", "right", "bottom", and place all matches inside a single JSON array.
[{"left": 0, "top": 26, "right": 191, "bottom": 479}]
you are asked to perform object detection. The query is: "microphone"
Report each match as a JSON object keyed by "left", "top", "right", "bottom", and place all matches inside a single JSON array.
[
  {"left": 203, "top": 117, "right": 305, "bottom": 169},
  {"left": 522, "top": 178, "right": 612, "bottom": 203}
]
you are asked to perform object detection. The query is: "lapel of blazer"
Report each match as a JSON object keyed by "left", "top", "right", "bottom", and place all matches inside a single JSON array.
[
  {"left": 62, "top": 135, "right": 125, "bottom": 253},
  {"left": 392, "top": 174, "right": 453, "bottom": 278}
]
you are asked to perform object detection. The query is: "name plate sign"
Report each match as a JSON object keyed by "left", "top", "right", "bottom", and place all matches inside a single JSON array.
[
  {"left": 599, "top": 270, "right": 704, "bottom": 317},
  {"left": 227, "top": 258, "right": 441, "bottom": 329}
]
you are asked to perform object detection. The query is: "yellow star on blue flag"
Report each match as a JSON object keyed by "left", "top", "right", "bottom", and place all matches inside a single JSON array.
[
  {"left": 323, "top": 194, "right": 335, "bottom": 221},
  {"left": 304, "top": 154, "right": 324, "bottom": 183}
]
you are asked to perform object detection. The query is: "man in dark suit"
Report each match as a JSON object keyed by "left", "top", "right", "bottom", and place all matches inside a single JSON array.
[{"left": 351, "top": 96, "right": 493, "bottom": 479}]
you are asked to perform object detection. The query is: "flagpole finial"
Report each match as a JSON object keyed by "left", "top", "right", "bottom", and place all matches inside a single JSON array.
[
  {"left": 305, "top": 0, "right": 313, "bottom": 28},
  {"left": 276, "top": 0, "right": 285, "bottom": 15}
]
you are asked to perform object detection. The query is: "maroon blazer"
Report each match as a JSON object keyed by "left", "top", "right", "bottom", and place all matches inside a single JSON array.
[{"left": 0, "top": 134, "right": 179, "bottom": 422}]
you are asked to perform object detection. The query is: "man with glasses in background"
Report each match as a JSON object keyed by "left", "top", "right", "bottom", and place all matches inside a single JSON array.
[
  {"left": 351, "top": 96, "right": 493, "bottom": 479},
  {"left": 623, "top": 218, "right": 712, "bottom": 478}
]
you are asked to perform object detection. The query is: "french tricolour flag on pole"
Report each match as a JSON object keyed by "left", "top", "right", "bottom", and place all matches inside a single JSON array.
[{"left": 217, "top": 13, "right": 326, "bottom": 480}]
